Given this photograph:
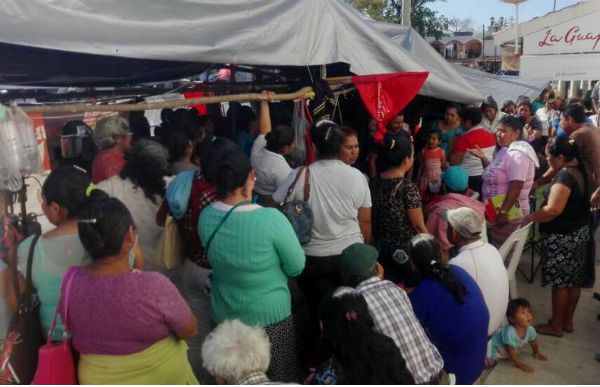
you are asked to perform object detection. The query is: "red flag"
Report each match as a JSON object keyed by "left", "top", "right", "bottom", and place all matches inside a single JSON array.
[{"left": 352, "top": 72, "right": 428, "bottom": 144}]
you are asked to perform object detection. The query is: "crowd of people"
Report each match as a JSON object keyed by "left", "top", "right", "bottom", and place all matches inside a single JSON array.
[{"left": 2, "top": 84, "right": 600, "bottom": 385}]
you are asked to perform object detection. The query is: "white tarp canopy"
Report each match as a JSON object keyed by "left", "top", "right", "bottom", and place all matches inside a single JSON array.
[
  {"left": 453, "top": 65, "right": 550, "bottom": 103},
  {"left": 372, "top": 21, "right": 548, "bottom": 104},
  {"left": 0, "top": 0, "right": 483, "bottom": 104},
  {"left": 372, "top": 22, "right": 483, "bottom": 101}
]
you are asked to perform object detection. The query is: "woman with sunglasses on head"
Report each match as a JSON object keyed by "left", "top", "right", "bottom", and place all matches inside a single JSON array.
[{"left": 69, "top": 197, "right": 198, "bottom": 384}]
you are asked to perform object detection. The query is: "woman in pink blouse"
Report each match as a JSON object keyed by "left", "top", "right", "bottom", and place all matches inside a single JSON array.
[{"left": 469, "top": 115, "right": 539, "bottom": 245}]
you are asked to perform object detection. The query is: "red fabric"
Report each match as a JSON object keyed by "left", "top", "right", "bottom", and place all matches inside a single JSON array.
[
  {"left": 452, "top": 128, "right": 496, "bottom": 153},
  {"left": 91, "top": 150, "right": 126, "bottom": 184},
  {"left": 352, "top": 72, "right": 429, "bottom": 144},
  {"left": 183, "top": 92, "right": 208, "bottom": 115}
]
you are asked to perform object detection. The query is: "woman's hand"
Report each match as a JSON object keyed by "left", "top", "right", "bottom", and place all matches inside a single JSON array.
[
  {"left": 467, "top": 145, "right": 485, "bottom": 161},
  {"left": 260, "top": 90, "right": 276, "bottom": 102},
  {"left": 522, "top": 213, "right": 535, "bottom": 225},
  {"left": 496, "top": 212, "right": 509, "bottom": 225}
]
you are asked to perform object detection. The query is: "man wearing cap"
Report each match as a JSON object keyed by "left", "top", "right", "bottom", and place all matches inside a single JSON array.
[
  {"left": 424, "top": 166, "right": 485, "bottom": 258},
  {"left": 339, "top": 243, "right": 445, "bottom": 384},
  {"left": 443, "top": 207, "right": 508, "bottom": 337}
]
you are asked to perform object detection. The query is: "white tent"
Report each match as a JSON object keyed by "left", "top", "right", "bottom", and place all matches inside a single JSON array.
[
  {"left": 372, "top": 21, "right": 550, "bottom": 104},
  {"left": 452, "top": 65, "right": 550, "bottom": 104},
  {"left": 0, "top": 0, "right": 482, "bottom": 104}
]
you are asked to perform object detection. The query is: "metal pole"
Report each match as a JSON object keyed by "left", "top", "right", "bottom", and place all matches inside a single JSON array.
[
  {"left": 515, "top": 3, "right": 520, "bottom": 55},
  {"left": 402, "top": 0, "right": 412, "bottom": 27},
  {"left": 482, "top": 25, "right": 485, "bottom": 60},
  {"left": 554, "top": 0, "right": 557, "bottom": 11}
]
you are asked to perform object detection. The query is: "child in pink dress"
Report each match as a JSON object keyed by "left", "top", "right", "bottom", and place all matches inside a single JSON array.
[{"left": 419, "top": 131, "right": 446, "bottom": 200}]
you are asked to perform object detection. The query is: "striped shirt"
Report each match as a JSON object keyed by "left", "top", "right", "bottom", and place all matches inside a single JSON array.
[{"left": 356, "top": 277, "right": 444, "bottom": 384}]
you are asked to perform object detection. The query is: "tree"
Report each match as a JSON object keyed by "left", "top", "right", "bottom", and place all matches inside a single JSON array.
[
  {"left": 448, "top": 17, "right": 475, "bottom": 33},
  {"left": 346, "top": 0, "right": 450, "bottom": 39},
  {"left": 487, "top": 16, "right": 514, "bottom": 36}
]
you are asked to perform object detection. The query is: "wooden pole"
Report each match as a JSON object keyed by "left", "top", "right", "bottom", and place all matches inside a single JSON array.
[{"left": 19, "top": 86, "right": 314, "bottom": 114}]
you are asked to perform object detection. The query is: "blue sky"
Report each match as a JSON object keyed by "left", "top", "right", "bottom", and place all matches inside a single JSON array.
[{"left": 429, "top": 0, "right": 581, "bottom": 30}]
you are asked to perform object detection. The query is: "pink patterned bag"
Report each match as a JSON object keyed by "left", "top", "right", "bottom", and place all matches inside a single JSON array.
[{"left": 31, "top": 267, "right": 78, "bottom": 385}]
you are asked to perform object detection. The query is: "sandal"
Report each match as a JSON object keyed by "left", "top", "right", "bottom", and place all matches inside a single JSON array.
[{"left": 536, "top": 323, "right": 564, "bottom": 337}]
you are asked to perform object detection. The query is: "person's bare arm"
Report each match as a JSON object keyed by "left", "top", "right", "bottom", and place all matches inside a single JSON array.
[
  {"left": 496, "top": 180, "right": 524, "bottom": 225},
  {"left": 467, "top": 145, "right": 491, "bottom": 168},
  {"left": 5, "top": 268, "right": 24, "bottom": 311},
  {"left": 529, "top": 339, "right": 548, "bottom": 361},
  {"left": 407, "top": 207, "right": 428, "bottom": 234},
  {"left": 357, "top": 207, "right": 372, "bottom": 244},
  {"left": 524, "top": 183, "right": 570, "bottom": 224},
  {"left": 258, "top": 91, "right": 275, "bottom": 136},
  {"left": 507, "top": 346, "right": 534, "bottom": 372},
  {"left": 174, "top": 314, "right": 198, "bottom": 341}
]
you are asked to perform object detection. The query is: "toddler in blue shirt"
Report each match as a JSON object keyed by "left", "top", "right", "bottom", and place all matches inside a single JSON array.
[{"left": 486, "top": 298, "right": 548, "bottom": 372}]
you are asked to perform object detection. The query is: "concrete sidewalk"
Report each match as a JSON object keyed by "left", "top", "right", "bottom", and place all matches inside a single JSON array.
[{"left": 485, "top": 254, "right": 600, "bottom": 384}]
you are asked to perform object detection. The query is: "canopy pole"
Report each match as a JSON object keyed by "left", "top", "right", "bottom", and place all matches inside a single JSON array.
[{"left": 18, "top": 86, "right": 314, "bottom": 114}]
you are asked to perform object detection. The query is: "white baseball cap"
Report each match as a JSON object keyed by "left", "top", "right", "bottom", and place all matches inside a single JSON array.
[{"left": 442, "top": 207, "right": 483, "bottom": 238}]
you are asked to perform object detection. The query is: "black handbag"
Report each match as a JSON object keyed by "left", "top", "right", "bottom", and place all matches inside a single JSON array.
[
  {"left": 1, "top": 234, "right": 44, "bottom": 384},
  {"left": 279, "top": 166, "right": 313, "bottom": 245}
]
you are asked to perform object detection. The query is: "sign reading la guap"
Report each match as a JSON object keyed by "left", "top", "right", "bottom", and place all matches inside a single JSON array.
[{"left": 524, "top": 12, "right": 600, "bottom": 55}]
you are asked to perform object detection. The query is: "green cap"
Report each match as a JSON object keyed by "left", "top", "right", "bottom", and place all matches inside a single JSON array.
[{"left": 340, "top": 243, "right": 379, "bottom": 277}]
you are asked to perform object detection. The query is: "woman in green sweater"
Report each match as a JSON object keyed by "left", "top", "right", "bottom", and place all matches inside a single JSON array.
[{"left": 199, "top": 149, "right": 305, "bottom": 383}]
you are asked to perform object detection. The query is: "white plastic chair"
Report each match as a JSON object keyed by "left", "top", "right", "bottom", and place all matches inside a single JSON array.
[{"left": 498, "top": 222, "right": 533, "bottom": 299}]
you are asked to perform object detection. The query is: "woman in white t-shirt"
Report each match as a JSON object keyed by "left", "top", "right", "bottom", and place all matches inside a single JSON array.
[
  {"left": 251, "top": 96, "right": 294, "bottom": 207},
  {"left": 274, "top": 120, "right": 372, "bottom": 329},
  {"left": 97, "top": 139, "right": 169, "bottom": 271}
]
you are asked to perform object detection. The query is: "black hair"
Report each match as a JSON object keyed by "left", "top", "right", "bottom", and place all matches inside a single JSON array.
[
  {"left": 320, "top": 291, "right": 415, "bottom": 385},
  {"left": 481, "top": 96, "right": 498, "bottom": 111},
  {"left": 166, "top": 129, "right": 191, "bottom": 163},
  {"left": 341, "top": 127, "right": 358, "bottom": 140},
  {"left": 446, "top": 103, "right": 461, "bottom": 113},
  {"left": 166, "top": 127, "right": 200, "bottom": 163},
  {"left": 42, "top": 166, "right": 98, "bottom": 219},
  {"left": 499, "top": 114, "right": 525, "bottom": 139},
  {"left": 236, "top": 106, "right": 257, "bottom": 133},
  {"left": 128, "top": 111, "right": 151, "bottom": 140},
  {"left": 120, "top": 139, "right": 168, "bottom": 204},
  {"left": 502, "top": 100, "right": 516, "bottom": 112},
  {"left": 265, "top": 125, "right": 295, "bottom": 153},
  {"left": 379, "top": 135, "right": 413, "bottom": 168},
  {"left": 459, "top": 106, "right": 482, "bottom": 127},
  {"left": 198, "top": 115, "right": 214, "bottom": 128},
  {"left": 506, "top": 298, "right": 531, "bottom": 320},
  {"left": 408, "top": 234, "right": 468, "bottom": 304},
  {"left": 547, "top": 136, "right": 590, "bottom": 199},
  {"left": 78, "top": 197, "right": 135, "bottom": 261},
  {"left": 428, "top": 130, "right": 442, "bottom": 140},
  {"left": 311, "top": 120, "right": 346, "bottom": 159},
  {"left": 205, "top": 149, "right": 251, "bottom": 196},
  {"left": 517, "top": 100, "right": 534, "bottom": 115},
  {"left": 561, "top": 103, "right": 586, "bottom": 124},
  {"left": 197, "top": 136, "right": 237, "bottom": 173}
]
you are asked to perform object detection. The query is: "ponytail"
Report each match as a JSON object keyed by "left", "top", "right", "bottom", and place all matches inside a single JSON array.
[
  {"left": 408, "top": 234, "right": 468, "bottom": 304},
  {"left": 320, "top": 290, "right": 415, "bottom": 385},
  {"left": 78, "top": 196, "right": 134, "bottom": 261}
]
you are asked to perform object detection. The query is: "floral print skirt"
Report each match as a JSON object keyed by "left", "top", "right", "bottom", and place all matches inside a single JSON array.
[{"left": 541, "top": 225, "right": 590, "bottom": 288}]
